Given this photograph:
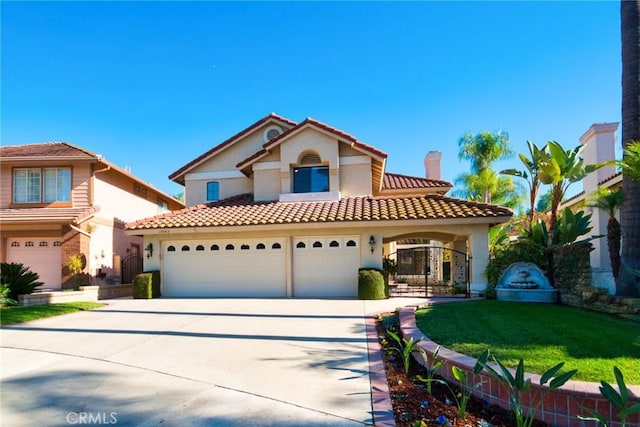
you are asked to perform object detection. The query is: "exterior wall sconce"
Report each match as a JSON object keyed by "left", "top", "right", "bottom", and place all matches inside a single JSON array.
[
  {"left": 369, "top": 235, "right": 376, "bottom": 254},
  {"left": 144, "top": 243, "right": 153, "bottom": 259}
]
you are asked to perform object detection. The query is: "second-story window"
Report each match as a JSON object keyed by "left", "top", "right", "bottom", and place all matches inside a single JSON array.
[
  {"left": 206, "top": 181, "right": 219, "bottom": 202},
  {"left": 13, "top": 167, "right": 71, "bottom": 204},
  {"left": 293, "top": 166, "right": 329, "bottom": 193}
]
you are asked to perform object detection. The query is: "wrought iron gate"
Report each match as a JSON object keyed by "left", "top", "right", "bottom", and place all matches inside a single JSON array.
[
  {"left": 384, "top": 246, "right": 470, "bottom": 298},
  {"left": 121, "top": 254, "right": 143, "bottom": 284}
]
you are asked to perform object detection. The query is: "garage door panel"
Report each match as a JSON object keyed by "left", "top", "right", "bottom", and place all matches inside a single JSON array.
[
  {"left": 6, "top": 238, "right": 62, "bottom": 289},
  {"left": 163, "top": 239, "right": 286, "bottom": 297},
  {"left": 293, "top": 237, "right": 360, "bottom": 298}
]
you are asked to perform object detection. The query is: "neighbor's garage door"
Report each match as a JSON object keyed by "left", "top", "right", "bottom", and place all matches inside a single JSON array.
[
  {"left": 293, "top": 236, "right": 360, "bottom": 298},
  {"left": 6, "top": 238, "right": 62, "bottom": 289},
  {"left": 163, "top": 238, "right": 286, "bottom": 297}
]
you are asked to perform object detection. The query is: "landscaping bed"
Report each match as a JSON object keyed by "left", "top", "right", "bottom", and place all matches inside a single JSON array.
[{"left": 377, "top": 312, "right": 546, "bottom": 426}]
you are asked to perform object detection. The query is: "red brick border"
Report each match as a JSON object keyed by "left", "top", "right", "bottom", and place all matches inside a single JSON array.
[{"left": 398, "top": 304, "right": 640, "bottom": 427}]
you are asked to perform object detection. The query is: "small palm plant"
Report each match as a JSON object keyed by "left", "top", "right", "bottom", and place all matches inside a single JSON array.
[
  {"left": 579, "top": 367, "right": 640, "bottom": 427},
  {"left": 588, "top": 187, "right": 623, "bottom": 278},
  {"left": 0, "top": 262, "right": 43, "bottom": 301}
]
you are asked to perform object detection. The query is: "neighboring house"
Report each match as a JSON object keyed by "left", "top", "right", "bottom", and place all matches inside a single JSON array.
[
  {"left": 0, "top": 142, "right": 184, "bottom": 289},
  {"left": 560, "top": 122, "right": 622, "bottom": 294},
  {"left": 127, "top": 113, "right": 512, "bottom": 298}
]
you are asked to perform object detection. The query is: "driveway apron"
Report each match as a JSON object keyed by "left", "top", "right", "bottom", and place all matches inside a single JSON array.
[{"left": 0, "top": 298, "right": 423, "bottom": 426}]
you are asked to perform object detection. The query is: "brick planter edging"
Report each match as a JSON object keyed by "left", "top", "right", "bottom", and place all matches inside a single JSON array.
[
  {"left": 366, "top": 313, "right": 396, "bottom": 427},
  {"left": 399, "top": 304, "right": 640, "bottom": 427}
]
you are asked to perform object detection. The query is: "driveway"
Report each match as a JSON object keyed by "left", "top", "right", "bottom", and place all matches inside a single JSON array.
[{"left": 1, "top": 297, "right": 424, "bottom": 426}]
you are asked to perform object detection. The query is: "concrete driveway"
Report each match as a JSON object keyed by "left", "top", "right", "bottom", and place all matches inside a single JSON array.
[{"left": 1, "top": 297, "right": 424, "bottom": 426}]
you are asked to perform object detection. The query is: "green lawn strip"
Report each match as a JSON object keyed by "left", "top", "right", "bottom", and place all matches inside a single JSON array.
[
  {"left": 415, "top": 300, "right": 640, "bottom": 384},
  {"left": 0, "top": 302, "right": 103, "bottom": 326}
]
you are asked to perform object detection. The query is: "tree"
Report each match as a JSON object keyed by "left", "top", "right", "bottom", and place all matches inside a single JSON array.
[
  {"left": 618, "top": 0, "right": 640, "bottom": 296},
  {"left": 537, "top": 141, "right": 600, "bottom": 249},
  {"left": 66, "top": 254, "right": 84, "bottom": 290},
  {"left": 501, "top": 141, "right": 547, "bottom": 230},
  {"left": 454, "top": 130, "right": 522, "bottom": 207},
  {"left": 588, "top": 187, "right": 623, "bottom": 278},
  {"left": 536, "top": 190, "right": 552, "bottom": 213}
]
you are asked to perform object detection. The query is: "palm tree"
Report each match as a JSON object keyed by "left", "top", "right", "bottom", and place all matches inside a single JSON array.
[
  {"left": 588, "top": 187, "right": 624, "bottom": 278},
  {"left": 501, "top": 141, "right": 547, "bottom": 230},
  {"left": 537, "top": 141, "right": 598, "bottom": 248},
  {"left": 455, "top": 130, "right": 521, "bottom": 206},
  {"left": 619, "top": 0, "right": 640, "bottom": 296}
]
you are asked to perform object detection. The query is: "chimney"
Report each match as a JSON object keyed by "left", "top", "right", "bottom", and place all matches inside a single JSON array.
[
  {"left": 424, "top": 151, "right": 442, "bottom": 180},
  {"left": 579, "top": 122, "right": 618, "bottom": 194}
]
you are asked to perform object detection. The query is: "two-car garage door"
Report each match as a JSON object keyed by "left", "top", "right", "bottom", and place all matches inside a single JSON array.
[
  {"left": 163, "top": 238, "right": 287, "bottom": 297},
  {"left": 162, "top": 236, "right": 360, "bottom": 298}
]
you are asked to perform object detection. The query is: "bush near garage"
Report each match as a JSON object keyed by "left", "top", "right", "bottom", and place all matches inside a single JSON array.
[
  {"left": 358, "top": 268, "right": 387, "bottom": 300},
  {"left": 0, "top": 262, "right": 43, "bottom": 302},
  {"left": 133, "top": 271, "right": 161, "bottom": 299}
]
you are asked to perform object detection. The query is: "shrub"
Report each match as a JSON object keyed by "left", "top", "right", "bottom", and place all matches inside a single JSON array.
[
  {"left": 66, "top": 254, "right": 84, "bottom": 291},
  {"left": 0, "top": 284, "right": 18, "bottom": 307},
  {"left": 485, "top": 239, "right": 547, "bottom": 286},
  {"left": 133, "top": 273, "right": 153, "bottom": 299},
  {"left": 0, "top": 262, "right": 43, "bottom": 301},
  {"left": 358, "top": 268, "right": 386, "bottom": 300},
  {"left": 147, "top": 270, "right": 161, "bottom": 298},
  {"left": 554, "top": 241, "right": 593, "bottom": 297}
]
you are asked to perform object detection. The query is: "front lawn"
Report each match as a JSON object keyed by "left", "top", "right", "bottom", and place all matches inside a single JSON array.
[
  {"left": 415, "top": 300, "right": 640, "bottom": 384},
  {"left": 0, "top": 302, "right": 103, "bottom": 326}
]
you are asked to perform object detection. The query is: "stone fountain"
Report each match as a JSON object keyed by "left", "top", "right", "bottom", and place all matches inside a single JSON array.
[{"left": 496, "top": 262, "right": 558, "bottom": 303}]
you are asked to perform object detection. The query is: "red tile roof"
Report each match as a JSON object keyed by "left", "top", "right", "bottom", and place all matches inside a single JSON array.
[
  {"left": 169, "top": 113, "right": 297, "bottom": 184},
  {"left": 0, "top": 142, "right": 97, "bottom": 159},
  {"left": 0, "top": 206, "right": 99, "bottom": 224},
  {"left": 127, "top": 193, "right": 512, "bottom": 230},
  {"left": 382, "top": 172, "right": 452, "bottom": 191}
]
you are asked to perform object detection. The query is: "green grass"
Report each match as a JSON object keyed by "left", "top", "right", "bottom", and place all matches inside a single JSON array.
[
  {"left": 0, "top": 302, "right": 103, "bottom": 326},
  {"left": 415, "top": 300, "right": 640, "bottom": 384}
]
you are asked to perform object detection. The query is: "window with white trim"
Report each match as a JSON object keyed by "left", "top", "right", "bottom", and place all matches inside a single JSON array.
[{"left": 13, "top": 167, "right": 71, "bottom": 204}]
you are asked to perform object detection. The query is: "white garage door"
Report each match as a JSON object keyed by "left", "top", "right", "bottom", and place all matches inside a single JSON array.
[
  {"left": 293, "top": 236, "right": 360, "bottom": 298},
  {"left": 163, "top": 238, "right": 286, "bottom": 297},
  {"left": 6, "top": 238, "right": 63, "bottom": 289}
]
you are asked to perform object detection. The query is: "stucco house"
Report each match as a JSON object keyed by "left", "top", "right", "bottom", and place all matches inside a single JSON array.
[
  {"left": 126, "top": 113, "right": 512, "bottom": 298},
  {"left": 0, "top": 142, "right": 184, "bottom": 289}
]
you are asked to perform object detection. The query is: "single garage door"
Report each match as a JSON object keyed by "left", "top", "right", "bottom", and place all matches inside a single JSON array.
[
  {"left": 293, "top": 236, "right": 360, "bottom": 298},
  {"left": 163, "top": 238, "right": 286, "bottom": 297},
  {"left": 6, "top": 238, "right": 63, "bottom": 289}
]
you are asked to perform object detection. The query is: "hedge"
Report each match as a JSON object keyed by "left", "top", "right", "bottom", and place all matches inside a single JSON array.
[
  {"left": 132, "top": 270, "right": 161, "bottom": 299},
  {"left": 358, "top": 268, "right": 387, "bottom": 300}
]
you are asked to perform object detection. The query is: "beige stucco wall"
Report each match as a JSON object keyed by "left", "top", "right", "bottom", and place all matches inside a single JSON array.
[
  {"left": 279, "top": 129, "right": 340, "bottom": 193},
  {"left": 185, "top": 176, "right": 252, "bottom": 206},
  {"left": 253, "top": 167, "right": 281, "bottom": 201},
  {"left": 339, "top": 161, "right": 372, "bottom": 196}
]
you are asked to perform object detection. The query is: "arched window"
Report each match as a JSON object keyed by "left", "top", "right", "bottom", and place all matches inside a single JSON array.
[
  {"left": 346, "top": 240, "right": 357, "bottom": 247},
  {"left": 299, "top": 151, "right": 322, "bottom": 165},
  {"left": 329, "top": 240, "right": 339, "bottom": 247},
  {"left": 196, "top": 245, "right": 205, "bottom": 251},
  {"left": 296, "top": 242, "right": 306, "bottom": 249},
  {"left": 167, "top": 245, "right": 176, "bottom": 252},
  {"left": 225, "top": 244, "right": 234, "bottom": 251},
  {"left": 256, "top": 243, "right": 266, "bottom": 250},
  {"left": 181, "top": 245, "right": 190, "bottom": 251},
  {"left": 211, "top": 244, "right": 219, "bottom": 251},
  {"left": 272, "top": 243, "right": 282, "bottom": 249},
  {"left": 312, "top": 241, "right": 322, "bottom": 248},
  {"left": 241, "top": 244, "right": 250, "bottom": 250}
]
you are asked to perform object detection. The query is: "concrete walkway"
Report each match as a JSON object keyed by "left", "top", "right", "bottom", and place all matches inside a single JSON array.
[{"left": 1, "top": 297, "right": 426, "bottom": 426}]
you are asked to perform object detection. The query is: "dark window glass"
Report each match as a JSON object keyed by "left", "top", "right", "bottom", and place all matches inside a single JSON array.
[
  {"left": 241, "top": 244, "right": 250, "bottom": 250},
  {"left": 296, "top": 242, "right": 306, "bottom": 249},
  {"left": 293, "top": 166, "right": 329, "bottom": 193},
  {"left": 211, "top": 244, "right": 219, "bottom": 251},
  {"left": 226, "top": 244, "right": 234, "bottom": 250},
  {"left": 196, "top": 245, "right": 205, "bottom": 251},
  {"left": 167, "top": 246, "right": 176, "bottom": 252},
  {"left": 313, "top": 241, "right": 322, "bottom": 248},
  {"left": 272, "top": 243, "right": 282, "bottom": 249},
  {"left": 256, "top": 243, "right": 266, "bottom": 250},
  {"left": 346, "top": 240, "right": 357, "bottom": 247},
  {"left": 181, "top": 245, "right": 190, "bottom": 251},
  {"left": 329, "top": 240, "right": 339, "bottom": 247}
]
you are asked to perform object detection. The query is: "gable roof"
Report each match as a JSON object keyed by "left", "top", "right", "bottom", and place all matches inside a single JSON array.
[
  {"left": 127, "top": 193, "right": 512, "bottom": 231},
  {"left": 169, "top": 113, "right": 297, "bottom": 185},
  {"left": 382, "top": 172, "right": 452, "bottom": 194}
]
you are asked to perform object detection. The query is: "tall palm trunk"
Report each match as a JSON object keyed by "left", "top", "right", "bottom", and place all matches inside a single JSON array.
[
  {"left": 618, "top": 0, "right": 640, "bottom": 296},
  {"left": 608, "top": 216, "right": 622, "bottom": 279}
]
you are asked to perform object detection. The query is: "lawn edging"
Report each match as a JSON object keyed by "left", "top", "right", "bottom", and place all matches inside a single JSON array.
[
  {"left": 366, "top": 313, "right": 396, "bottom": 427},
  {"left": 399, "top": 303, "right": 640, "bottom": 427}
]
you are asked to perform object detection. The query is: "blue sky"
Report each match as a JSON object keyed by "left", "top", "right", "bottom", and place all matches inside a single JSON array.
[{"left": 1, "top": 1, "right": 621, "bottom": 202}]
